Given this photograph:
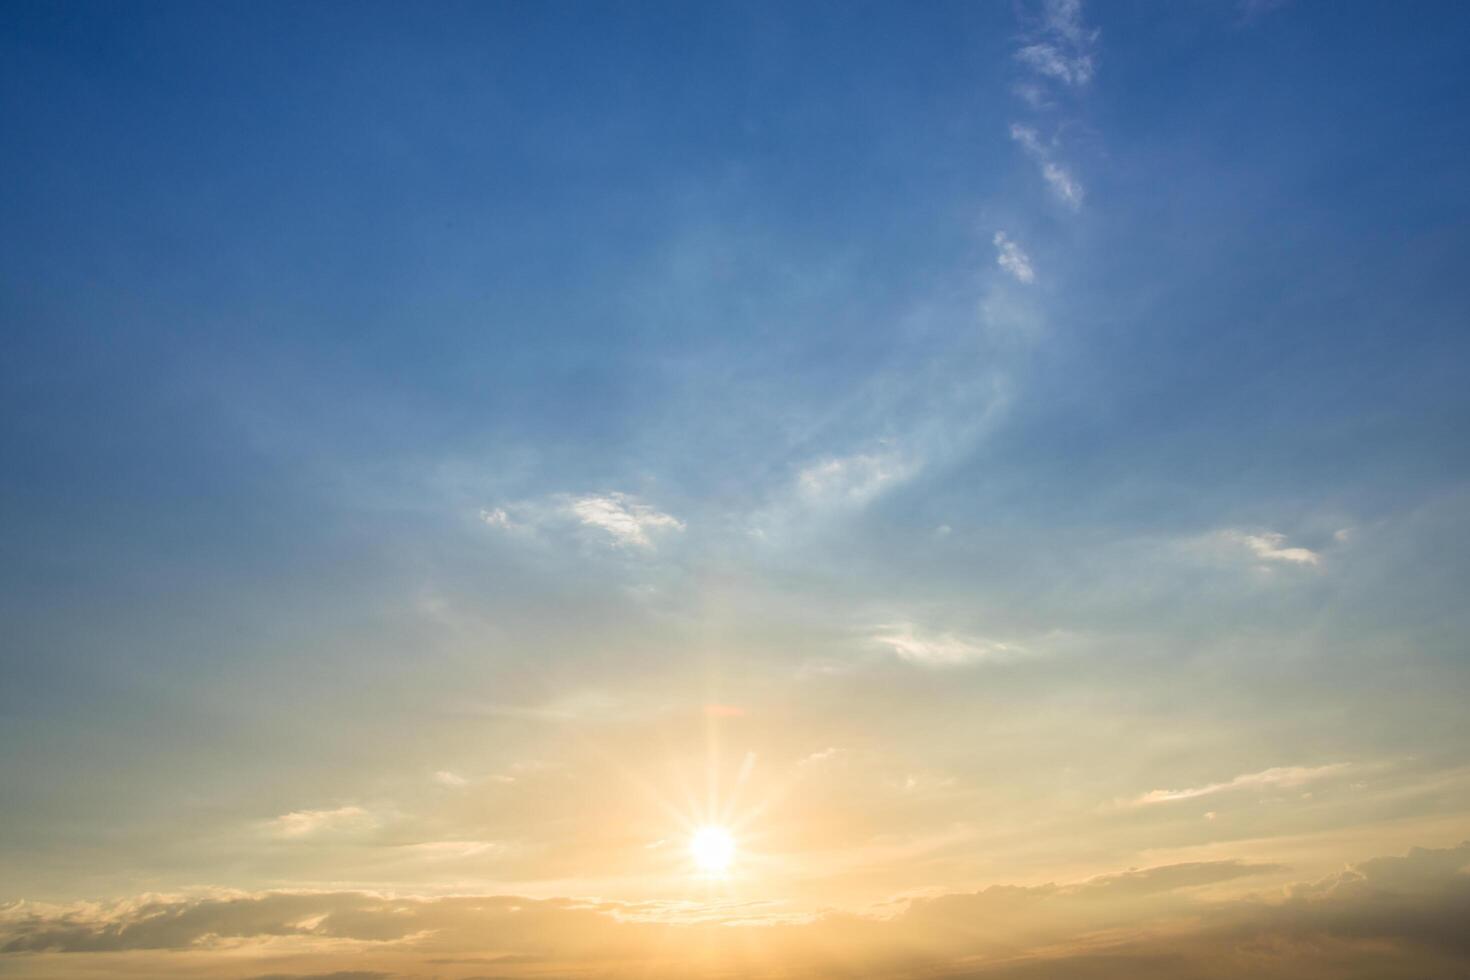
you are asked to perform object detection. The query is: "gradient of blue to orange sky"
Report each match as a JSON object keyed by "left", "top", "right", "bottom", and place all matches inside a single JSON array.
[{"left": 3, "top": 2, "right": 1470, "bottom": 978}]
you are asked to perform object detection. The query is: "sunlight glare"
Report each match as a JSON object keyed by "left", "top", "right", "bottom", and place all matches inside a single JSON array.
[{"left": 690, "top": 826, "right": 735, "bottom": 874}]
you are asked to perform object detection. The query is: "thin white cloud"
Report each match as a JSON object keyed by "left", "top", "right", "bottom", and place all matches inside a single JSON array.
[
  {"left": 477, "top": 494, "right": 683, "bottom": 550},
  {"left": 1042, "top": 0, "right": 1095, "bottom": 46},
  {"left": 1014, "top": 0, "right": 1098, "bottom": 88},
  {"left": 1010, "top": 123, "right": 1084, "bottom": 209},
  {"left": 798, "top": 747, "right": 838, "bottom": 767},
  {"left": 1040, "top": 159, "right": 1085, "bottom": 208},
  {"left": 745, "top": 443, "right": 935, "bottom": 545},
  {"left": 1008, "top": 122, "right": 1045, "bottom": 157},
  {"left": 478, "top": 507, "right": 513, "bottom": 529},
  {"left": 567, "top": 492, "right": 684, "bottom": 549},
  {"left": 872, "top": 622, "right": 1023, "bottom": 667},
  {"left": 269, "top": 805, "right": 374, "bottom": 838},
  {"left": 1223, "top": 529, "right": 1322, "bottom": 566},
  {"left": 1016, "top": 42, "right": 1094, "bottom": 87},
  {"left": 1011, "top": 81, "right": 1051, "bottom": 109},
  {"left": 797, "top": 450, "right": 916, "bottom": 507},
  {"left": 399, "top": 839, "right": 499, "bottom": 860},
  {"left": 1008, "top": 2, "right": 1094, "bottom": 209},
  {"left": 432, "top": 770, "right": 469, "bottom": 788},
  {"left": 1130, "top": 763, "right": 1351, "bottom": 806},
  {"left": 993, "top": 231, "right": 1036, "bottom": 283}
]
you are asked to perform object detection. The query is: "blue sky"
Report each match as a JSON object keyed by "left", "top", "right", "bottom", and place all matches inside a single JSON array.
[{"left": 3, "top": 2, "right": 1470, "bottom": 977}]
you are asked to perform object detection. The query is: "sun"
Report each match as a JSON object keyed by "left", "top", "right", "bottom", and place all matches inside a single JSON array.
[{"left": 689, "top": 826, "right": 735, "bottom": 874}]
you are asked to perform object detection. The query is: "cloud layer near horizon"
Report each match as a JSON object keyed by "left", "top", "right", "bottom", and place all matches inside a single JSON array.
[{"left": 1, "top": 843, "right": 1466, "bottom": 979}]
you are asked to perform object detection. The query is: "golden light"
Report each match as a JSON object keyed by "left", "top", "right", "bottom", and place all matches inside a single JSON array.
[{"left": 689, "top": 825, "right": 735, "bottom": 874}]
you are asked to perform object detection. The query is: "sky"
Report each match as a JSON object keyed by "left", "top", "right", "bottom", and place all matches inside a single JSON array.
[{"left": 3, "top": 1, "right": 1470, "bottom": 977}]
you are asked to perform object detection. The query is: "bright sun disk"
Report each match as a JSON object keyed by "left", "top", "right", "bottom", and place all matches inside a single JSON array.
[{"left": 690, "top": 826, "right": 735, "bottom": 874}]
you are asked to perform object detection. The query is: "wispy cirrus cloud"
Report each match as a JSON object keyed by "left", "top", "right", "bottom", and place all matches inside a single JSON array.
[
  {"left": 1010, "top": 124, "right": 1085, "bottom": 210},
  {"left": 796, "top": 450, "right": 917, "bottom": 509},
  {"left": 871, "top": 622, "right": 1024, "bottom": 667},
  {"left": 477, "top": 492, "right": 684, "bottom": 551},
  {"left": 269, "top": 805, "right": 375, "bottom": 839},
  {"left": 1015, "top": 43, "right": 1092, "bottom": 87},
  {"left": 1008, "top": 2, "right": 1094, "bottom": 210},
  {"left": 1015, "top": 0, "right": 1099, "bottom": 87},
  {"left": 398, "top": 839, "right": 500, "bottom": 861},
  {"left": 1129, "top": 763, "right": 1352, "bottom": 807}
]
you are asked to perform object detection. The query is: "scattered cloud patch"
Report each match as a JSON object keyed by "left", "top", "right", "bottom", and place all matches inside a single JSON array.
[
  {"left": 432, "top": 770, "right": 469, "bottom": 789},
  {"left": 1223, "top": 529, "right": 1322, "bottom": 566},
  {"left": 993, "top": 231, "right": 1036, "bottom": 283},
  {"left": 872, "top": 622, "right": 1024, "bottom": 667},
  {"left": 477, "top": 494, "right": 684, "bottom": 551},
  {"left": 269, "top": 805, "right": 374, "bottom": 839},
  {"left": 567, "top": 493, "right": 684, "bottom": 549}
]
